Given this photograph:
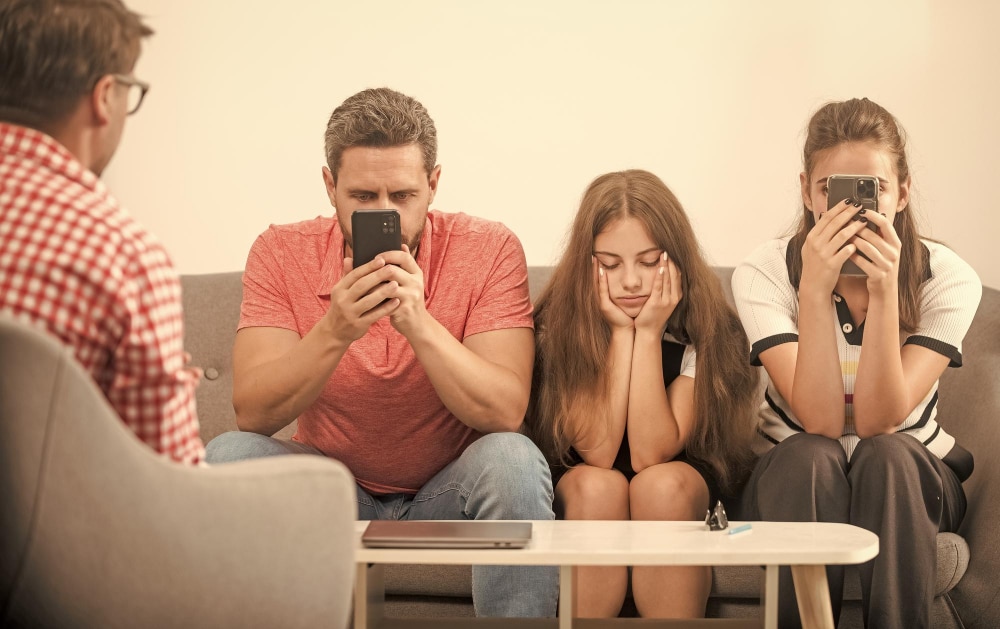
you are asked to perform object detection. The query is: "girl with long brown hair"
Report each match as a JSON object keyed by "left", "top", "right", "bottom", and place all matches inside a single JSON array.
[
  {"left": 528, "top": 169, "right": 758, "bottom": 618},
  {"left": 732, "top": 98, "right": 982, "bottom": 628}
]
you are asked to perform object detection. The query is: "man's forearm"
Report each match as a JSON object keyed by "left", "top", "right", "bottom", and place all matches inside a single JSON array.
[
  {"left": 233, "top": 324, "right": 350, "bottom": 435},
  {"left": 405, "top": 314, "right": 532, "bottom": 433}
]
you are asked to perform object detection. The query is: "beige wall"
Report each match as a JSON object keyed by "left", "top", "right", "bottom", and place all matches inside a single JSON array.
[{"left": 106, "top": 0, "right": 999, "bottom": 289}]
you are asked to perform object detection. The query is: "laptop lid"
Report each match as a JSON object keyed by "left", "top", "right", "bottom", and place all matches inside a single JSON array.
[{"left": 361, "top": 520, "right": 532, "bottom": 549}]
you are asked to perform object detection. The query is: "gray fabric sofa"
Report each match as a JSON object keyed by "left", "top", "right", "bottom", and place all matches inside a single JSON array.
[{"left": 182, "top": 267, "right": 1000, "bottom": 627}]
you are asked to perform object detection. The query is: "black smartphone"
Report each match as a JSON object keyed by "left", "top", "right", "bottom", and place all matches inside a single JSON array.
[
  {"left": 351, "top": 210, "right": 401, "bottom": 268},
  {"left": 827, "top": 174, "right": 878, "bottom": 276}
]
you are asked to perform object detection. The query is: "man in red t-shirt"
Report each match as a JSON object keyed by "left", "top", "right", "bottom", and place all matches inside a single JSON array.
[{"left": 206, "top": 88, "right": 556, "bottom": 618}]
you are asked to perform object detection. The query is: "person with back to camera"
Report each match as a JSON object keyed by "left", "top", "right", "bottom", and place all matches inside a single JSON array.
[
  {"left": 527, "top": 170, "right": 759, "bottom": 618},
  {"left": 732, "top": 98, "right": 982, "bottom": 628},
  {"left": 0, "top": 0, "right": 204, "bottom": 464},
  {"left": 204, "top": 87, "right": 557, "bottom": 618}
]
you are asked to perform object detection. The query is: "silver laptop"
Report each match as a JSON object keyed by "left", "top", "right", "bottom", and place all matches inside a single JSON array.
[{"left": 361, "top": 520, "right": 532, "bottom": 549}]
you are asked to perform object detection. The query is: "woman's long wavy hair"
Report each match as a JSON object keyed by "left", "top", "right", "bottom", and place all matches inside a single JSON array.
[
  {"left": 786, "top": 98, "right": 930, "bottom": 332},
  {"left": 526, "top": 170, "right": 759, "bottom": 493}
]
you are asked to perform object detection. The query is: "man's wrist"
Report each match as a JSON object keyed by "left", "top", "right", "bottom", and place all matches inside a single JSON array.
[
  {"left": 395, "top": 308, "right": 436, "bottom": 345},
  {"left": 316, "top": 315, "right": 355, "bottom": 353}
]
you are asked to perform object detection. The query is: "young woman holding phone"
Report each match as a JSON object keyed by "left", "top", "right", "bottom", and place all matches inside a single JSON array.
[
  {"left": 732, "top": 98, "right": 982, "bottom": 628},
  {"left": 528, "top": 169, "right": 758, "bottom": 618}
]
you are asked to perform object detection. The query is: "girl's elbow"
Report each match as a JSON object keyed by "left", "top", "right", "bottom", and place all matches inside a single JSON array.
[
  {"left": 821, "top": 427, "right": 844, "bottom": 440},
  {"left": 853, "top": 406, "right": 909, "bottom": 439},
  {"left": 793, "top": 406, "right": 844, "bottom": 441},
  {"left": 855, "top": 420, "right": 901, "bottom": 440},
  {"left": 630, "top": 456, "right": 648, "bottom": 475},
  {"left": 803, "top": 424, "right": 843, "bottom": 440},
  {"left": 630, "top": 449, "right": 677, "bottom": 475}
]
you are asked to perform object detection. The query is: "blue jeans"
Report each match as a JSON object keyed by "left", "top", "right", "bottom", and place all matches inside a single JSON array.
[{"left": 206, "top": 431, "right": 558, "bottom": 617}]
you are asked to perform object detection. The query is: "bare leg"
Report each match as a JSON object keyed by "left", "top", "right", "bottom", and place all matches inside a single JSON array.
[
  {"left": 629, "top": 462, "right": 711, "bottom": 618},
  {"left": 555, "top": 465, "right": 630, "bottom": 618}
]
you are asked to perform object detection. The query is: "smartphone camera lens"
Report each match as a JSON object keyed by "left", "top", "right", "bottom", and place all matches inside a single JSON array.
[{"left": 856, "top": 179, "right": 876, "bottom": 199}]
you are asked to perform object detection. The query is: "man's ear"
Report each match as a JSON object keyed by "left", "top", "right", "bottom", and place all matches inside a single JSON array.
[
  {"left": 427, "top": 164, "right": 442, "bottom": 204},
  {"left": 90, "top": 74, "right": 116, "bottom": 126},
  {"left": 322, "top": 166, "right": 337, "bottom": 207},
  {"left": 799, "top": 171, "right": 813, "bottom": 211}
]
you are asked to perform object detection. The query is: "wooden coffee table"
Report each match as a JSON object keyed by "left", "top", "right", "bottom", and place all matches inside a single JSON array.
[{"left": 354, "top": 520, "right": 878, "bottom": 629}]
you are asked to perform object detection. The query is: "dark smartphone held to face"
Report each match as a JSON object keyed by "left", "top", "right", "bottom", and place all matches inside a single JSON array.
[
  {"left": 827, "top": 175, "right": 878, "bottom": 276},
  {"left": 351, "top": 210, "right": 402, "bottom": 268}
]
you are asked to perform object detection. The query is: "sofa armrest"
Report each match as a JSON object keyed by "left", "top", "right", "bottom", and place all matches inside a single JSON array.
[
  {"left": 181, "top": 272, "right": 296, "bottom": 442},
  {"left": 938, "top": 285, "right": 1000, "bottom": 626},
  {"left": 2, "top": 316, "right": 355, "bottom": 629}
]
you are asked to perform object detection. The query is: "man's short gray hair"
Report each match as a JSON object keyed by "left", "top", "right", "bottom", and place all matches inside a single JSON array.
[{"left": 323, "top": 87, "right": 437, "bottom": 180}]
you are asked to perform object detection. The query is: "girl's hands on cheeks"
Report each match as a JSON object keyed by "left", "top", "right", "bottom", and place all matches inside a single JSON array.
[
  {"left": 801, "top": 198, "right": 869, "bottom": 295},
  {"left": 849, "top": 211, "right": 901, "bottom": 296},
  {"left": 634, "top": 252, "right": 681, "bottom": 335},
  {"left": 595, "top": 256, "right": 634, "bottom": 331}
]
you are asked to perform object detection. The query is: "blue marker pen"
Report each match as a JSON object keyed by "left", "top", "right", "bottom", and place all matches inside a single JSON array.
[{"left": 727, "top": 523, "right": 752, "bottom": 536}]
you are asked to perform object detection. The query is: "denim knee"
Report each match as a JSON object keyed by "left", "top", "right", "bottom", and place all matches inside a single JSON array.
[
  {"left": 205, "top": 430, "right": 287, "bottom": 464},
  {"left": 463, "top": 432, "right": 554, "bottom": 519}
]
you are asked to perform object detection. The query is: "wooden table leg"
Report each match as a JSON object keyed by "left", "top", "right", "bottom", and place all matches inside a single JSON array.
[
  {"left": 354, "top": 563, "right": 385, "bottom": 629},
  {"left": 790, "top": 564, "right": 834, "bottom": 629},
  {"left": 558, "top": 565, "right": 574, "bottom": 629},
  {"left": 763, "top": 565, "right": 779, "bottom": 629}
]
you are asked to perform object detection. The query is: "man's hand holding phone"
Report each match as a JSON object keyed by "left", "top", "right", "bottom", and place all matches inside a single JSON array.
[
  {"left": 348, "top": 208, "right": 429, "bottom": 338},
  {"left": 378, "top": 245, "right": 429, "bottom": 339},
  {"left": 324, "top": 206, "right": 429, "bottom": 343},
  {"left": 319, "top": 208, "right": 410, "bottom": 344},
  {"left": 323, "top": 256, "right": 400, "bottom": 345}
]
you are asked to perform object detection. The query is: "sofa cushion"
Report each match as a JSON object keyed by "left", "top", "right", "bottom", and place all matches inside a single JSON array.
[{"left": 386, "top": 564, "right": 471, "bottom": 597}]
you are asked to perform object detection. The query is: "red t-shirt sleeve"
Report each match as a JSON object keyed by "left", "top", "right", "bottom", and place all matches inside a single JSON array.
[
  {"left": 239, "top": 229, "right": 297, "bottom": 332},
  {"left": 464, "top": 224, "right": 534, "bottom": 338}
]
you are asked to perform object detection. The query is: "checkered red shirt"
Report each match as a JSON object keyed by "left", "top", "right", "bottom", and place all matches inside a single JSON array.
[{"left": 0, "top": 122, "right": 204, "bottom": 464}]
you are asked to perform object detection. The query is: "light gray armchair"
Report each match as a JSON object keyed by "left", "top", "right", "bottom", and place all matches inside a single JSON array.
[{"left": 0, "top": 315, "right": 356, "bottom": 629}]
